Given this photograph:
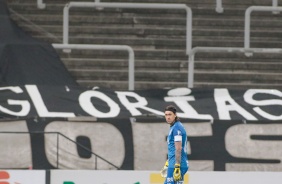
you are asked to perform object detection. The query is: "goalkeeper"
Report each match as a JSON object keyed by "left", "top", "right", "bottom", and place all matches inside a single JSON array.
[{"left": 160, "top": 105, "right": 189, "bottom": 184}]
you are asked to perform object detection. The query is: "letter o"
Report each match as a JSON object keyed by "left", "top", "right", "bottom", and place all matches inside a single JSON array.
[{"left": 79, "top": 91, "right": 120, "bottom": 118}]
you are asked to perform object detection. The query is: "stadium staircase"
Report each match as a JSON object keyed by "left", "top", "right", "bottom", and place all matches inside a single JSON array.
[{"left": 6, "top": 0, "right": 282, "bottom": 90}]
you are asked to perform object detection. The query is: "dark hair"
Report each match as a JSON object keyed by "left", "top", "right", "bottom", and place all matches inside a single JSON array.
[
  {"left": 165, "top": 105, "right": 177, "bottom": 114},
  {"left": 165, "top": 105, "right": 180, "bottom": 121}
]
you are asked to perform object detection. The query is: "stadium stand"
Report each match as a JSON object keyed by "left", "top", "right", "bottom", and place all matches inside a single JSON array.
[{"left": 6, "top": 0, "right": 282, "bottom": 90}]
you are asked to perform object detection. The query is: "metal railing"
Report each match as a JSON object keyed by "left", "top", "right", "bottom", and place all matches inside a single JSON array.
[
  {"left": 37, "top": 0, "right": 46, "bottom": 9},
  {"left": 52, "top": 43, "right": 135, "bottom": 90},
  {"left": 36, "top": 0, "right": 277, "bottom": 12},
  {"left": 188, "top": 4, "right": 282, "bottom": 87},
  {"left": 0, "top": 131, "right": 119, "bottom": 170},
  {"left": 216, "top": 0, "right": 224, "bottom": 13},
  {"left": 216, "top": 0, "right": 278, "bottom": 14},
  {"left": 38, "top": 0, "right": 225, "bottom": 13},
  {"left": 244, "top": 5, "right": 282, "bottom": 53},
  {"left": 187, "top": 47, "right": 282, "bottom": 88},
  {"left": 63, "top": 2, "right": 192, "bottom": 55}
]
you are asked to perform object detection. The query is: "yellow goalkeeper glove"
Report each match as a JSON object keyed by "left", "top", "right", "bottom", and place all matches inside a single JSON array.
[
  {"left": 173, "top": 163, "right": 181, "bottom": 181},
  {"left": 160, "top": 160, "right": 168, "bottom": 178}
]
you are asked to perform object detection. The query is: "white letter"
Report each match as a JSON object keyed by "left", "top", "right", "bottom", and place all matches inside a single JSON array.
[
  {"left": 214, "top": 89, "right": 257, "bottom": 120},
  {"left": 0, "top": 86, "right": 30, "bottom": 116},
  {"left": 25, "top": 85, "right": 75, "bottom": 117},
  {"left": 165, "top": 88, "right": 213, "bottom": 120},
  {"left": 79, "top": 91, "right": 120, "bottom": 117},
  {"left": 226, "top": 124, "right": 282, "bottom": 171},
  {"left": 244, "top": 89, "right": 282, "bottom": 120},
  {"left": 116, "top": 91, "right": 163, "bottom": 116}
]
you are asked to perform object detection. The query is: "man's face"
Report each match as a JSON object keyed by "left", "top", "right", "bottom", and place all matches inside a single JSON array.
[{"left": 165, "top": 110, "right": 176, "bottom": 124}]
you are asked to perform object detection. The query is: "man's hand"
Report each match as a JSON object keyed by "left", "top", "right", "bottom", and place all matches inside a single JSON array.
[
  {"left": 160, "top": 160, "right": 168, "bottom": 178},
  {"left": 173, "top": 163, "right": 181, "bottom": 181}
]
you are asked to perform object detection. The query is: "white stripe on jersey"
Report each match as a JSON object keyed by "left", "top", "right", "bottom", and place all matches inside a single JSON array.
[{"left": 174, "top": 135, "right": 182, "bottom": 142}]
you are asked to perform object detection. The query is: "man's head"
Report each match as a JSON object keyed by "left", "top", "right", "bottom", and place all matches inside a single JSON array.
[{"left": 164, "top": 105, "right": 178, "bottom": 124}]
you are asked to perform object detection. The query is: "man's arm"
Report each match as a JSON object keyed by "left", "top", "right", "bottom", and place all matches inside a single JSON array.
[
  {"left": 173, "top": 141, "right": 182, "bottom": 181},
  {"left": 175, "top": 141, "right": 182, "bottom": 164}
]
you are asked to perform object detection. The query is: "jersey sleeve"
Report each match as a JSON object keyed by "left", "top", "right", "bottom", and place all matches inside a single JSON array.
[{"left": 172, "top": 127, "right": 183, "bottom": 142}]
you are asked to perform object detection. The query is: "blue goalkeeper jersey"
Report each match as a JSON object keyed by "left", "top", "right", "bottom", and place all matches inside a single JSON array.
[{"left": 167, "top": 120, "right": 189, "bottom": 168}]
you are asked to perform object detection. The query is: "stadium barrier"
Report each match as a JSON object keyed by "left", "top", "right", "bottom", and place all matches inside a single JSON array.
[
  {"left": 1, "top": 170, "right": 282, "bottom": 184},
  {"left": 62, "top": 1, "right": 192, "bottom": 55},
  {"left": 215, "top": 0, "right": 224, "bottom": 13},
  {"left": 37, "top": 0, "right": 45, "bottom": 9},
  {"left": 244, "top": 5, "right": 282, "bottom": 52},
  {"left": 187, "top": 47, "right": 282, "bottom": 88},
  {"left": 215, "top": 0, "right": 279, "bottom": 13},
  {"left": 52, "top": 43, "right": 135, "bottom": 90},
  {"left": 36, "top": 0, "right": 279, "bottom": 12}
]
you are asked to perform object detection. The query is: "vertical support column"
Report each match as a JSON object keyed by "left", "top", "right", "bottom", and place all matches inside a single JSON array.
[
  {"left": 37, "top": 0, "right": 46, "bottom": 9},
  {"left": 216, "top": 0, "right": 224, "bottom": 13},
  {"left": 186, "top": 7, "right": 192, "bottom": 55},
  {"left": 128, "top": 47, "right": 135, "bottom": 91},
  {"left": 188, "top": 54, "right": 195, "bottom": 88},
  {"left": 272, "top": 0, "right": 279, "bottom": 14},
  {"left": 244, "top": 7, "right": 253, "bottom": 57}
]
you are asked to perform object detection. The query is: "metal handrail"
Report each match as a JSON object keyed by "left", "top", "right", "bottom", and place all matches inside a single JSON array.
[
  {"left": 273, "top": 0, "right": 279, "bottom": 7},
  {"left": 216, "top": 0, "right": 224, "bottom": 13},
  {"left": 244, "top": 5, "right": 282, "bottom": 52},
  {"left": 63, "top": 2, "right": 192, "bottom": 55},
  {"left": 188, "top": 46, "right": 282, "bottom": 88},
  {"left": 0, "top": 131, "right": 119, "bottom": 169},
  {"left": 37, "top": 0, "right": 46, "bottom": 9},
  {"left": 36, "top": 0, "right": 277, "bottom": 12},
  {"left": 216, "top": 0, "right": 278, "bottom": 14},
  {"left": 52, "top": 43, "right": 135, "bottom": 90},
  {"left": 38, "top": 0, "right": 225, "bottom": 13}
]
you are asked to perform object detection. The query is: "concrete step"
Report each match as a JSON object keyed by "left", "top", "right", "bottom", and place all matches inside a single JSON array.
[
  {"left": 194, "top": 70, "right": 282, "bottom": 83},
  {"left": 25, "top": 34, "right": 282, "bottom": 50},
  {"left": 76, "top": 77, "right": 282, "bottom": 91},
  {"left": 68, "top": 68, "right": 282, "bottom": 82},
  {"left": 78, "top": 79, "right": 282, "bottom": 91},
  {"left": 54, "top": 49, "right": 190, "bottom": 60},
  {"left": 194, "top": 82, "right": 282, "bottom": 90},
  {"left": 61, "top": 58, "right": 282, "bottom": 72},
  {"left": 10, "top": 11, "right": 282, "bottom": 28},
  {"left": 7, "top": 0, "right": 272, "bottom": 7},
  {"left": 15, "top": 25, "right": 282, "bottom": 46},
  {"left": 55, "top": 48, "right": 282, "bottom": 61},
  {"left": 61, "top": 58, "right": 185, "bottom": 70},
  {"left": 195, "top": 61, "right": 282, "bottom": 72},
  {"left": 15, "top": 23, "right": 282, "bottom": 39}
]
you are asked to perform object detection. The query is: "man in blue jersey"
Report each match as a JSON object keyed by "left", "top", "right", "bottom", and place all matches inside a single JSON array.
[{"left": 160, "top": 105, "right": 189, "bottom": 184}]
